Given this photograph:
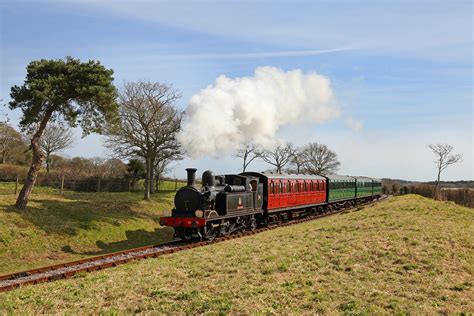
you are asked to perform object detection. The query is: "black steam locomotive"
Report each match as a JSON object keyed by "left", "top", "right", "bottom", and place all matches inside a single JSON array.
[
  {"left": 160, "top": 168, "right": 263, "bottom": 240},
  {"left": 160, "top": 168, "right": 382, "bottom": 241}
]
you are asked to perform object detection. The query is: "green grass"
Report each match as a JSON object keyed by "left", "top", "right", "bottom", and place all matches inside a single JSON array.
[
  {"left": 0, "top": 194, "right": 472, "bottom": 314},
  {"left": 0, "top": 182, "right": 175, "bottom": 274}
]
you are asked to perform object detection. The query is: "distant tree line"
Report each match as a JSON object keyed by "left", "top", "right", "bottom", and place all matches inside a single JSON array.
[{"left": 237, "top": 141, "right": 341, "bottom": 175}]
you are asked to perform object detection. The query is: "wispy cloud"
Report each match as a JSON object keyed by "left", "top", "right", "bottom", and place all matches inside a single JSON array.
[
  {"left": 345, "top": 118, "right": 363, "bottom": 132},
  {"left": 62, "top": 0, "right": 472, "bottom": 62},
  {"left": 174, "top": 46, "right": 355, "bottom": 60}
]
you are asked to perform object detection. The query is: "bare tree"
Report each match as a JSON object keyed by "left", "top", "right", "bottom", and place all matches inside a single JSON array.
[
  {"left": 105, "top": 81, "right": 182, "bottom": 200},
  {"left": 428, "top": 143, "right": 463, "bottom": 188},
  {"left": 0, "top": 122, "right": 28, "bottom": 164},
  {"left": 237, "top": 143, "right": 261, "bottom": 172},
  {"left": 260, "top": 143, "right": 295, "bottom": 174},
  {"left": 288, "top": 146, "right": 308, "bottom": 174},
  {"left": 38, "top": 124, "right": 74, "bottom": 173},
  {"left": 299, "top": 142, "right": 340, "bottom": 175}
]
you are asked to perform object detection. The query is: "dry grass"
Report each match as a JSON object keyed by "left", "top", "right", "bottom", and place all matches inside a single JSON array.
[
  {"left": 0, "top": 194, "right": 472, "bottom": 314},
  {"left": 0, "top": 182, "right": 174, "bottom": 274}
]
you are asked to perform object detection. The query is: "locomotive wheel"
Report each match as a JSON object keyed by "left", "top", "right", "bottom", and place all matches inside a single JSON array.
[
  {"left": 204, "top": 223, "right": 217, "bottom": 242},
  {"left": 250, "top": 216, "right": 257, "bottom": 231},
  {"left": 220, "top": 220, "right": 230, "bottom": 235}
]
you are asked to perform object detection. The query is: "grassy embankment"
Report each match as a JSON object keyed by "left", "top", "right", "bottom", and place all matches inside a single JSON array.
[
  {"left": 0, "top": 194, "right": 472, "bottom": 314},
  {"left": 0, "top": 182, "right": 178, "bottom": 274}
]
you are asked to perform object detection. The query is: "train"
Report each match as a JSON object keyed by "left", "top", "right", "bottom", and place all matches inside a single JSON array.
[{"left": 159, "top": 168, "right": 382, "bottom": 241}]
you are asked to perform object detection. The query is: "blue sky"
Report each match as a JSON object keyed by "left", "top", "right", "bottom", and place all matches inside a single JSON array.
[{"left": 0, "top": 0, "right": 472, "bottom": 181}]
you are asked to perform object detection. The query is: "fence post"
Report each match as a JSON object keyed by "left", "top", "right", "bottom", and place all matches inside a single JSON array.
[
  {"left": 128, "top": 180, "right": 131, "bottom": 193},
  {"left": 15, "top": 175, "right": 19, "bottom": 195},
  {"left": 97, "top": 178, "right": 101, "bottom": 192},
  {"left": 61, "top": 175, "right": 65, "bottom": 195},
  {"left": 175, "top": 178, "right": 178, "bottom": 191}
]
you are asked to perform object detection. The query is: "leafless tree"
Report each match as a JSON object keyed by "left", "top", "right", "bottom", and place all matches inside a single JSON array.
[
  {"left": 260, "top": 143, "right": 295, "bottom": 174},
  {"left": 288, "top": 146, "right": 308, "bottom": 174},
  {"left": 299, "top": 142, "right": 340, "bottom": 175},
  {"left": 39, "top": 124, "right": 74, "bottom": 173},
  {"left": 428, "top": 143, "right": 463, "bottom": 188},
  {"left": 0, "top": 122, "right": 27, "bottom": 164},
  {"left": 237, "top": 143, "right": 261, "bottom": 172},
  {"left": 105, "top": 81, "right": 182, "bottom": 200}
]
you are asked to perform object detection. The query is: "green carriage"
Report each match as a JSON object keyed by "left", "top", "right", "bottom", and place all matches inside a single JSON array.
[
  {"left": 372, "top": 178, "right": 382, "bottom": 195},
  {"left": 326, "top": 175, "right": 356, "bottom": 202},
  {"left": 355, "top": 176, "right": 373, "bottom": 198}
]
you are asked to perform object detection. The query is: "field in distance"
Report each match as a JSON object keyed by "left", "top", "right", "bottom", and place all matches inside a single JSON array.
[
  {"left": 0, "top": 182, "right": 176, "bottom": 274},
  {"left": 0, "top": 195, "right": 472, "bottom": 314}
]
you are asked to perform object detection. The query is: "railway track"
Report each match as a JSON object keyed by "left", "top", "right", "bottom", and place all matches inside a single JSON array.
[{"left": 0, "top": 195, "right": 387, "bottom": 293}]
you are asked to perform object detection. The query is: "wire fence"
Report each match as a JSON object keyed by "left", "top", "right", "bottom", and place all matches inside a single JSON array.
[{"left": 0, "top": 175, "right": 187, "bottom": 194}]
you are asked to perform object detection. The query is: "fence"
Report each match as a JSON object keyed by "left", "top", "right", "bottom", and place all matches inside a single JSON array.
[{"left": 0, "top": 175, "right": 187, "bottom": 194}]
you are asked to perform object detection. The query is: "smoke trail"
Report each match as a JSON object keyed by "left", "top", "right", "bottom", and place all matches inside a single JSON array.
[{"left": 178, "top": 66, "right": 340, "bottom": 158}]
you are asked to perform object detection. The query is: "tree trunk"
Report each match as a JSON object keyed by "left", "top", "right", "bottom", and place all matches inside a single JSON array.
[
  {"left": 149, "top": 158, "right": 155, "bottom": 194},
  {"left": 435, "top": 167, "right": 442, "bottom": 200},
  {"left": 15, "top": 108, "right": 54, "bottom": 210},
  {"left": 436, "top": 168, "right": 441, "bottom": 187},
  {"left": 155, "top": 172, "right": 160, "bottom": 192},
  {"left": 46, "top": 152, "right": 50, "bottom": 173},
  {"left": 143, "top": 157, "right": 151, "bottom": 200}
]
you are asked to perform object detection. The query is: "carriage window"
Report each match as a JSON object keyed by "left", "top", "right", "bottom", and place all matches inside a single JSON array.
[{"left": 279, "top": 182, "right": 283, "bottom": 193}]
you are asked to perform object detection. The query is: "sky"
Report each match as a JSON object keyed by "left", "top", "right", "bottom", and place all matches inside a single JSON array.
[{"left": 0, "top": 0, "right": 472, "bottom": 181}]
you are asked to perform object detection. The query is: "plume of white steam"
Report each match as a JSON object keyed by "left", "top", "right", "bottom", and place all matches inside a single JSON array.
[{"left": 178, "top": 66, "right": 340, "bottom": 158}]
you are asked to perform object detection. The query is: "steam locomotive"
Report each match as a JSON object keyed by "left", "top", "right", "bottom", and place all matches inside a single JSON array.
[{"left": 159, "top": 168, "right": 382, "bottom": 240}]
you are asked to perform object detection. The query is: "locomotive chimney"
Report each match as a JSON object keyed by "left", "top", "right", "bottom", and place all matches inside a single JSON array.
[{"left": 185, "top": 168, "right": 197, "bottom": 187}]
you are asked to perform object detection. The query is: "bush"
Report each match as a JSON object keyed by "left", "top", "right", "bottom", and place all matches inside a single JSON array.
[{"left": 405, "top": 184, "right": 473, "bottom": 208}]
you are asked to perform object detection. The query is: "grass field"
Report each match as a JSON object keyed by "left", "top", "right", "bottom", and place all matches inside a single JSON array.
[
  {"left": 0, "top": 194, "right": 472, "bottom": 314},
  {"left": 0, "top": 182, "right": 175, "bottom": 274}
]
